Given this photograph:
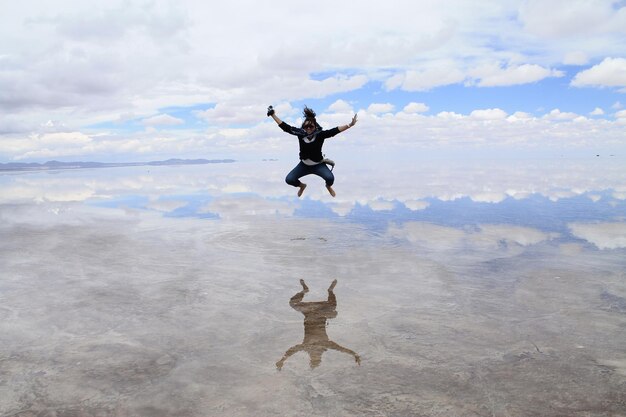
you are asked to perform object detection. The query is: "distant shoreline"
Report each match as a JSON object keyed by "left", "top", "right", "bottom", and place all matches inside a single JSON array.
[{"left": 0, "top": 158, "right": 236, "bottom": 172}]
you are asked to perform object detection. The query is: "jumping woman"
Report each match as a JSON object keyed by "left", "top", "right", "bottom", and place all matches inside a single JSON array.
[{"left": 267, "top": 105, "right": 357, "bottom": 197}]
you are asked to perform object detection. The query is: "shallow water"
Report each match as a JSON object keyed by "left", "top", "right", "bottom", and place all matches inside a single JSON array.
[{"left": 1, "top": 158, "right": 625, "bottom": 416}]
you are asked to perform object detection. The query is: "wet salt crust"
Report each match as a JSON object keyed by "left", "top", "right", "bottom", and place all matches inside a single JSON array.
[{"left": 1, "top": 159, "right": 625, "bottom": 416}]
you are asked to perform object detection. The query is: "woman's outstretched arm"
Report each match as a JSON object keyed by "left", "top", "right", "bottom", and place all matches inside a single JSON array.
[
  {"left": 276, "top": 344, "right": 304, "bottom": 370},
  {"left": 338, "top": 114, "right": 358, "bottom": 132},
  {"left": 326, "top": 341, "right": 361, "bottom": 364},
  {"left": 267, "top": 105, "right": 283, "bottom": 125},
  {"left": 269, "top": 105, "right": 303, "bottom": 136}
]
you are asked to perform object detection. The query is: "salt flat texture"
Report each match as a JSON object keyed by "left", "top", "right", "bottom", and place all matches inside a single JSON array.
[{"left": 1, "top": 160, "right": 625, "bottom": 416}]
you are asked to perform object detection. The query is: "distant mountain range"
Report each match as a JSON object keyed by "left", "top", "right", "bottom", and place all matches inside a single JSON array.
[{"left": 0, "top": 158, "right": 236, "bottom": 172}]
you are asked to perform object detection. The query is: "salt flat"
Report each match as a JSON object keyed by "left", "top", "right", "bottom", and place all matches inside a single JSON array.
[{"left": 1, "top": 159, "right": 625, "bottom": 416}]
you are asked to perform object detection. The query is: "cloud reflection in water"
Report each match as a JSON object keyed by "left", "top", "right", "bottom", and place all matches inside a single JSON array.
[{"left": 1, "top": 158, "right": 625, "bottom": 248}]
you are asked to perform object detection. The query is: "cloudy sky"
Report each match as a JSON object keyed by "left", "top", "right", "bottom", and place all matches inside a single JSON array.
[{"left": 1, "top": 0, "right": 626, "bottom": 162}]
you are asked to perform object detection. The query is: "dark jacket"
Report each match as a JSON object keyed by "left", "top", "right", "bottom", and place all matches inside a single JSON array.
[{"left": 279, "top": 122, "right": 340, "bottom": 162}]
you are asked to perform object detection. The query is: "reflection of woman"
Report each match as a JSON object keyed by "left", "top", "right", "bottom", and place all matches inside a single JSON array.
[
  {"left": 268, "top": 106, "right": 358, "bottom": 198},
  {"left": 276, "top": 279, "right": 360, "bottom": 370}
]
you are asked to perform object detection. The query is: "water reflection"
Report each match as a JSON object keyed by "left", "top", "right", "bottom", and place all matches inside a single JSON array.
[
  {"left": 276, "top": 279, "right": 360, "bottom": 370},
  {"left": 1, "top": 160, "right": 625, "bottom": 248},
  {"left": 2, "top": 163, "right": 626, "bottom": 415}
]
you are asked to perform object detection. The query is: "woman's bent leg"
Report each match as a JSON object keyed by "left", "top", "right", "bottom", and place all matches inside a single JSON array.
[
  {"left": 286, "top": 162, "right": 312, "bottom": 197},
  {"left": 312, "top": 163, "right": 335, "bottom": 186},
  {"left": 310, "top": 164, "right": 336, "bottom": 196},
  {"left": 285, "top": 162, "right": 309, "bottom": 187}
]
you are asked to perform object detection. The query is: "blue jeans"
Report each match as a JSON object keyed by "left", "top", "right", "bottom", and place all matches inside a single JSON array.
[{"left": 286, "top": 161, "right": 334, "bottom": 187}]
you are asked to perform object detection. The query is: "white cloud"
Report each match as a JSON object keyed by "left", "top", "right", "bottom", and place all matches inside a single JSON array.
[
  {"left": 367, "top": 103, "right": 395, "bottom": 114},
  {"left": 1, "top": 130, "right": 219, "bottom": 161},
  {"left": 572, "top": 57, "right": 626, "bottom": 88},
  {"left": 543, "top": 109, "right": 580, "bottom": 120},
  {"left": 506, "top": 111, "right": 533, "bottom": 121},
  {"left": 388, "top": 61, "right": 564, "bottom": 91},
  {"left": 201, "top": 195, "right": 295, "bottom": 219},
  {"left": 471, "top": 192, "right": 508, "bottom": 203},
  {"left": 4, "top": 103, "right": 626, "bottom": 163},
  {"left": 327, "top": 100, "right": 353, "bottom": 113},
  {"left": 590, "top": 107, "right": 604, "bottom": 116},
  {"left": 328, "top": 201, "right": 356, "bottom": 216},
  {"left": 386, "top": 61, "right": 466, "bottom": 91},
  {"left": 2, "top": 154, "right": 625, "bottom": 229},
  {"left": 388, "top": 222, "right": 466, "bottom": 251},
  {"left": 613, "top": 101, "right": 624, "bottom": 110},
  {"left": 368, "top": 199, "right": 395, "bottom": 211},
  {"left": 42, "top": 120, "right": 67, "bottom": 130},
  {"left": 477, "top": 224, "right": 557, "bottom": 246},
  {"left": 218, "top": 128, "right": 249, "bottom": 138},
  {"left": 519, "top": 0, "right": 622, "bottom": 38},
  {"left": 304, "top": 75, "right": 370, "bottom": 98},
  {"left": 220, "top": 183, "right": 250, "bottom": 193},
  {"left": 436, "top": 111, "right": 463, "bottom": 120},
  {"left": 2, "top": 131, "right": 93, "bottom": 159},
  {"left": 563, "top": 51, "right": 589, "bottom": 65},
  {"left": 34, "top": 131, "right": 92, "bottom": 146},
  {"left": 195, "top": 104, "right": 265, "bottom": 126},
  {"left": 142, "top": 114, "right": 184, "bottom": 127},
  {"left": 470, "top": 108, "right": 508, "bottom": 120},
  {"left": 569, "top": 222, "right": 626, "bottom": 249},
  {"left": 2, "top": 1, "right": 626, "bottom": 162},
  {"left": 388, "top": 222, "right": 557, "bottom": 255},
  {"left": 469, "top": 63, "right": 564, "bottom": 87},
  {"left": 404, "top": 200, "right": 430, "bottom": 211},
  {"left": 403, "top": 102, "right": 429, "bottom": 114}
]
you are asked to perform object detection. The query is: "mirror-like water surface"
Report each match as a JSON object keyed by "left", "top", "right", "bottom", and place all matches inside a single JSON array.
[{"left": 1, "top": 158, "right": 625, "bottom": 416}]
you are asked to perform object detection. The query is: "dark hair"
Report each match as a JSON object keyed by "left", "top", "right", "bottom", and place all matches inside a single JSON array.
[{"left": 301, "top": 106, "right": 320, "bottom": 129}]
